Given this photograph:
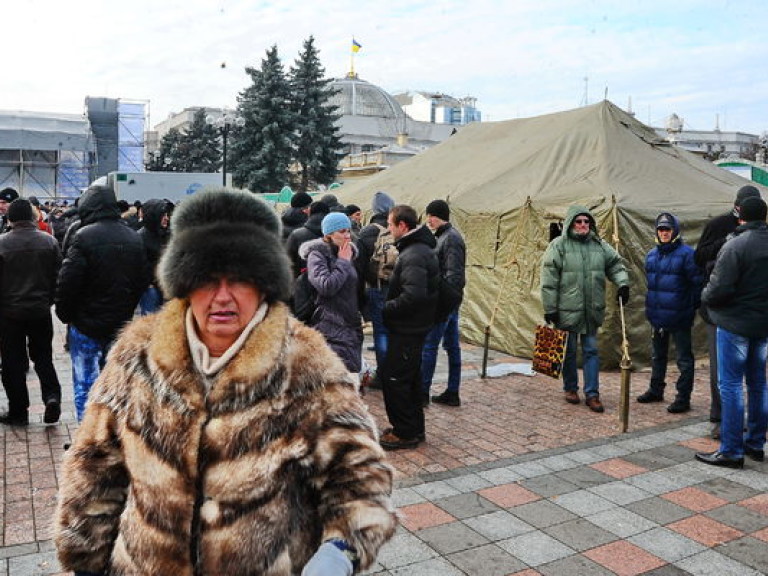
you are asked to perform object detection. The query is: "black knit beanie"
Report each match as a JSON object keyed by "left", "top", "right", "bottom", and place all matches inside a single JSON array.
[
  {"left": 739, "top": 197, "right": 767, "bottom": 222},
  {"left": 426, "top": 199, "right": 450, "bottom": 221},
  {"left": 7, "top": 199, "right": 34, "bottom": 223}
]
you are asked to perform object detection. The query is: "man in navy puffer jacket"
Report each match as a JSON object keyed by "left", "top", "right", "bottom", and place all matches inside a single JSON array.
[{"left": 638, "top": 213, "right": 703, "bottom": 413}]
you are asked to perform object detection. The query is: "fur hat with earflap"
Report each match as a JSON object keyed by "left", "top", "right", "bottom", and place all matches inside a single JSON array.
[{"left": 158, "top": 188, "right": 293, "bottom": 303}]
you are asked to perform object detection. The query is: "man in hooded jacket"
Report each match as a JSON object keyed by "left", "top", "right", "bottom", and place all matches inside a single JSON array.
[
  {"left": 55, "top": 182, "right": 148, "bottom": 420},
  {"left": 638, "top": 213, "right": 702, "bottom": 414},
  {"left": 541, "top": 205, "right": 629, "bottom": 413},
  {"left": 138, "top": 198, "right": 172, "bottom": 314}
]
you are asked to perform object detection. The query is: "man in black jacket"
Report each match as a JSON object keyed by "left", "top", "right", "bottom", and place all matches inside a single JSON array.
[
  {"left": 285, "top": 201, "right": 329, "bottom": 278},
  {"left": 421, "top": 200, "right": 466, "bottom": 407},
  {"left": 696, "top": 197, "right": 768, "bottom": 468},
  {"left": 0, "top": 199, "right": 63, "bottom": 426},
  {"left": 695, "top": 184, "right": 762, "bottom": 438},
  {"left": 137, "top": 199, "right": 172, "bottom": 315},
  {"left": 0, "top": 187, "right": 19, "bottom": 234},
  {"left": 55, "top": 182, "right": 148, "bottom": 420},
  {"left": 379, "top": 205, "right": 438, "bottom": 450}
]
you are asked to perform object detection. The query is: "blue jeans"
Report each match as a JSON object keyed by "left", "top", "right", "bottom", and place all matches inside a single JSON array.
[
  {"left": 367, "top": 285, "right": 389, "bottom": 371},
  {"left": 69, "top": 326, "right": 111, "bottom": 421},
  {"left": 563, "top": 332, "right": 599, "bottom": 398},
  {"left": 421, "top": 310, "right": 461, "bottom": 394},
  {"left": 138, "top": 285, "right": 163, "bottom": 315},
  {"left": 716, "top": 327, "right": 768, "bottom": 458},
  {"left": 649, "top": 327, "right": 695, "bottom": 401}
]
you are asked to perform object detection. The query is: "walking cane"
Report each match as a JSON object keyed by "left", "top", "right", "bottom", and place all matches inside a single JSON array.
[{"left": 618, "top": 297, "right": 632, "bottom": 433}]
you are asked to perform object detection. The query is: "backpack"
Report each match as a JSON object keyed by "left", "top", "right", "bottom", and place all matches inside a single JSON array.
[
  {"left": 292, "top": 269, "right": 318, "bottom": 324},
  {"left": 368, "top": 224, "right": 398, "bottom": 284}
]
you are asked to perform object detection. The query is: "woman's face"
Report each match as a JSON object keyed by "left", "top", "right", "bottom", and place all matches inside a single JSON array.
[
  {"left": 328, "top": 228, "right": 351, "bottom": 248},
  {"left": 189, "top": 277, "right": 262, "bottom": 354}
]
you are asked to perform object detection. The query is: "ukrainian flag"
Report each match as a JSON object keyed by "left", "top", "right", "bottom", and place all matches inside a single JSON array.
[{"left": 352, "top": 39, "right": 362, "bottom": 53}]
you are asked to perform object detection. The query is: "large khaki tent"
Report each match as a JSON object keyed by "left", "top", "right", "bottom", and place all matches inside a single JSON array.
[{"left": 336, "top": 101, "right": 764, "bottom": 368}]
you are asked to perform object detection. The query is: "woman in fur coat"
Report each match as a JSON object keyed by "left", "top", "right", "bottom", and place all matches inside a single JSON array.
[
  {"left": 299, "top": 212, "right": 363, "bottom": 383},
  {"left": 54, "top": 190, "right": 397, "bottom": 576}
]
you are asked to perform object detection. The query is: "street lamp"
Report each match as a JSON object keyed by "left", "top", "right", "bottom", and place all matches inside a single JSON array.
[{"left": 206, "top": 110, "right": 245, "bottom": 186}]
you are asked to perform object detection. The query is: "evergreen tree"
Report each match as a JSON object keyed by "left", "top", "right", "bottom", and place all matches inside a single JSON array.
[
  {"left": 177, "top": 108, "right": 221, "bottom": 172},
  {"left": 146, "top": 127, "right": 183, "bottom": 171},
  {"left": 289, "top": 36, "right": 342, "bottom": 191},
  {"left": 229, "top": 45, "right": 296, "bottom": 193}
]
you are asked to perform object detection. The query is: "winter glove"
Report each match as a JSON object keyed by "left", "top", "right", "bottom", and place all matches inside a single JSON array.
[
  {"left": 544, "top": 312, "right": 559, "bottom": 325},
  {"left": 617, "top": 285, "right": 630, "bottom": 306},
  {"left": 302, "top": 541, "right": 354, "bottom": 576}
]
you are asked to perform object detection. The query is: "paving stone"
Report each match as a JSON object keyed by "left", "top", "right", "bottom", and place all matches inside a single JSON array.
[
  {"left": 626, "top": 496, "right": 696, "bottom": 525},
  {"left": 463, "top": 510, "right": 536, "bottom": 541},
  {"left": 519, "top": 473, "right": 580, "bottom": 498},
  {"left": 563, "top": 449, "right": 605, "bottom": 465},
  {"left": 375, "top": 532, "right": 439, "bottom": 569},
  {"left": 389, "top": 556, "right": 466, "bottom": 576},
  {"left": 587, "top": 480, "right": 654, "bottom": 505},
  {"left": 676, "top": 548, "right": 764, "bottom": 576},
  {"left": 586, "top": 507, "right": 659, "bottom": 537},
  {"left": 445, "top": 543, "right": 527, "bottom": 576},
  {"left": 443, "top": 473, "right": 493, "bottom": 493},
  {"left": 7, "top": 549, "right": 60, "bottom": 576},
  {"left": 537, "top": 553, "right": 616, "bottom": 576},
  {"left": 391, "top": 487, "right": 427, "bottom": 508},
  {"left": 623, "top": 450, "right": 680, "bottom": 471},
  {"left": 506, "top": 460, "right": 553, "bottom": 479},
  {"left": 628, "top": 527, "right": 706, "bottom": 562},
  {"left": 696, "top": 477, "right": 762, "bottom": 503},
  {"left": 508, "top": 499, "right": 578, "bottom": 529},
  {"left": 715, "top": 536, "right": 768, "bottom": 574},
  {"left": 476, "top": 467, "right": 523, "bottom": 486},
  {"left": 705, "top": 503, "right": 768, "bottom": 533},
  {"left": 625, "top": 470, "right": 690, "bottom": 495},
  {"left": 589, "top": 443, "right": 631, "bottom": 459},
  {"left": 535, "top": 454, "right": 581, "bottom": 472},
  {"left": 416, "top": 522, "right": 489, "bottom": 555},
  {"left": 654, "top": 443, "right": 698, "bottom": 462},
  {"left": 729, "top": 468, "right": 768, "bottom": 491},
  {"left": 549, "top": 490, "right": 616, "bottom": 517},
  {"left": 497, "top": 531, "right": 575, "bottom": 566},
  {"left": 641, "top": 565, "right": 695, "bottom": 576},
  {"left": 0, "top": 543, "right": 38, "bottom": 561},
  {"left": 432, "top": 492, "right": 500, "bottom": 520},
  {"left": 410, "top": 480, "right": 461, "bottom": 501},
  {"left": 542, "top": 518, "right": 618, "bottom": 552},
  {"left": 553, "top": 465, "right": 615, "bottom": 489}
]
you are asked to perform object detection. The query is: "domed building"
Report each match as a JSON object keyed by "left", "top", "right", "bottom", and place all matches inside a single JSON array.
[{"left": 330, "top": 73, "right": 462, "bottom": 178}]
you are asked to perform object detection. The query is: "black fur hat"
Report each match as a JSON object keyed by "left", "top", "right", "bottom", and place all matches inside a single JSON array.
[{"left": 158, "top": 188, "right": 292, "bottom": 302}]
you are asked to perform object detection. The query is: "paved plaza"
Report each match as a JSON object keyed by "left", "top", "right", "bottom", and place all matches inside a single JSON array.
[{"left": 1, "top": 321, "right": 766, "bottom": 575}]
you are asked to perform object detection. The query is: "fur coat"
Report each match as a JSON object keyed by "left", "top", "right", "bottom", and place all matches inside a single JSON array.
[{"left": 55, "top": 299, "right": 396, "bottom": 575}]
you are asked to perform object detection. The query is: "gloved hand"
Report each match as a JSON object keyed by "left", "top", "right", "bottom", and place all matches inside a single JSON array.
[
  {"left": 617, "top": 285, "right": 630, "bottom": 306},
  {"left": 544, "top": 312, "right": 559, "bottom": 325},
  {"left": 302, "top": 542, "right": 353, "bottom": 576}
]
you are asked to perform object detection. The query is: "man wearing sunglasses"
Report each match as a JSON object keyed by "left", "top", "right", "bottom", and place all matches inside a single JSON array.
[{"left": 541, "top": 206, "right": 629, "bottom": 413}]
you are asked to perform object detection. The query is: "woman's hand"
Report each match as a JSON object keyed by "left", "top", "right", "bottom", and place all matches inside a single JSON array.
[{"left": 338, "top": 241, "right": 353, "bottom": 261}]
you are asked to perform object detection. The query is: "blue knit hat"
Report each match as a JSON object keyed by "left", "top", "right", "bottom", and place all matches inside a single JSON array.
[{"left": 321, "top": 212, "right": 351, "bottom": 235}]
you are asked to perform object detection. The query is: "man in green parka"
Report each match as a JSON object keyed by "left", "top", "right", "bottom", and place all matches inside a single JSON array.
[{"left": 541, "top": 205, "right": 630, "bottom": 413}]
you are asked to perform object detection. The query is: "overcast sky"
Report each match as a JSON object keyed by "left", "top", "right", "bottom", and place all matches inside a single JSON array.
[{"left": 2, "top": 0, "right": 766, "bottom": 134}]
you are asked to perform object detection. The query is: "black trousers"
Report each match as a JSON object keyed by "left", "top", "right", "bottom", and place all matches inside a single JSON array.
[
  {"left": 382, "top": 332, "right": 426, "bottom": 439},
  {"left": 0, "top": 312, "right": 61, "bottom": 416}
]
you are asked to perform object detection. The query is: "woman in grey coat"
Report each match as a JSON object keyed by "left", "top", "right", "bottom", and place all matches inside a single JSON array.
[{"left": 299, "top": 212, "right": 363, "bottom": 383}]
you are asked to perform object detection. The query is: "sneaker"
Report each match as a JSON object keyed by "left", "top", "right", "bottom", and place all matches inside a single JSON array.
[
  {"left": 432, "top": 390, "right": 460, "bottom": 407},
  {"left": 564, "top": 390, "right": 580, "bottom": 404},
  {"left": 667, "top": 399, "right": 690, "bottom": 414},
  {"left": 585, "top": 396, "right": 605, "bottom": 413},
  {"left": 0, "top": 412, "right": 29, "bottom": 426},
  {"left": 43, "top": 399, "right": 61, "bottom": 424},
  {"left": 380, "top": 431, "right": 421, "bottom": 450},
  {"left": 637, "top": 390, "right": 664, "bottom": 403}
]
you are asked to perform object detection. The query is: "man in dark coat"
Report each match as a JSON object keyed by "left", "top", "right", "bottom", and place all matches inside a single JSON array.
[
  {"left": 281, "top": 191, "right": 312, "bottom": 241},
  {"left": 55, "top": 182, "right": 148, "bottom": 420},
  {"left": 0, "top": 199, "right": 63, "bottom": 426},
  {"left": 285, "top": 201, "right": 329, "bottom": 278},
  {"left": 695, "top": 184, "right": 762, "bottom": 438},
  {"left": 137, "top": 198, "right": 172, "bottom": 314},
  {"left": 421, "top": 199, "right": 466, "bottom": 407},
  {"left": 0, "top": 187, "right": 19, "bottom": 234},
  {"left": 638, "top": 213, "right": 702, "bottom": 413},
  {"left": 696, "top": 197, "right": 768, "bottom": 469},
  {"left": 379, "top": 205, "right": 438, "bottom": 450}
]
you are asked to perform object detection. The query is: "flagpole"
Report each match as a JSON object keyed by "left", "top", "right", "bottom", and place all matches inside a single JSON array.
[{"left": 349, "top": 37, "right": 355, "bottom": 78}]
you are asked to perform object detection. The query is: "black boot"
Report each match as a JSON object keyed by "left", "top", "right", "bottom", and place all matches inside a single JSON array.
[{"left": 432, "top": 390, "right": 461, "bottom": 407}]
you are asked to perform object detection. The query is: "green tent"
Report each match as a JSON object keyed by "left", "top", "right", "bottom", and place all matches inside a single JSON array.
[{"left": 336, "top": 101, "right": 764, "bottom": 367}]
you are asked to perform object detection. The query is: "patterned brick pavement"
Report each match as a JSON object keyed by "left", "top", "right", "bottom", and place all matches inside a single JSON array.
[{"left": 1, "top": 322, "right": 766, "bottom": 575}]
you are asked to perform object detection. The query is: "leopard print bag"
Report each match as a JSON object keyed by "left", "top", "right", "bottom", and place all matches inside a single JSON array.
[{"left": 532, "top": 324, "right": 569, "bottom": 379}]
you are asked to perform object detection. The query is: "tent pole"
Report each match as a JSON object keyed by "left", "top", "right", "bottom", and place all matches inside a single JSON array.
[{"left": 481, "top": 326, "right": 491, "bottom": 378}]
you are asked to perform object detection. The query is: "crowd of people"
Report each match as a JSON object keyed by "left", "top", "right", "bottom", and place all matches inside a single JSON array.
[{"left": 0, "top": 177, "right": 765, "bottom": 573}]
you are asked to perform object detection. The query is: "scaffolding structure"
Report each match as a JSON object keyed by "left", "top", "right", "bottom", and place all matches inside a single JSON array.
[{"left": 0, "top": 110, "right": 95, "bottom": 200}]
